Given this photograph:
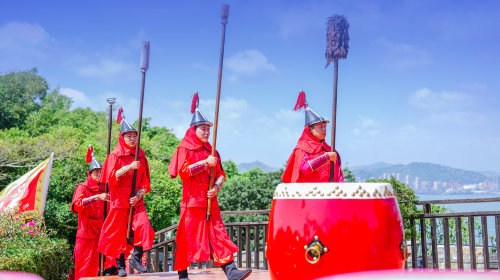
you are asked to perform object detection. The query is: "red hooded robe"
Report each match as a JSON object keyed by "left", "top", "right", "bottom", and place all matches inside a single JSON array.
[
  {"left": 168, "top": 125, "right": 238, "bottom": 271},
  {"left": 98, "top": 133, "right": 155, "bottom": 259},
  {"left": 282, "top": 126, "right": 344, "bottom": 183},
  {"left": 71, "top": 173, "right": 115, "bottom": 279}
]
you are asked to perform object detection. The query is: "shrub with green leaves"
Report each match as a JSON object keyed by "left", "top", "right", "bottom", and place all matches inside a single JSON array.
[{"left": 0, "top": 208, "right": 73, "bottom": 280}]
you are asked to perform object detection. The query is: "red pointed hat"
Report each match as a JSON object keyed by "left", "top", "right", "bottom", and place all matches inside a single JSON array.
[
  {"left": 117, "top": 107, "right": 137, "bottom": 134},
  {"left": 86, "top": 144, "right": 102, "bottom": 172}
]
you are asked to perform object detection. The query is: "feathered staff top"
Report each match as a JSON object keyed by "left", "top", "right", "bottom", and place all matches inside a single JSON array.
[{"left": 325, "top": 14, "right": 350, "bottom": 68}]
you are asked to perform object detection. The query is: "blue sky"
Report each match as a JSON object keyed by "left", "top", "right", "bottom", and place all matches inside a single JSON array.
[{"left": 1, "top": 0, "right": 499, "bottom": 172}]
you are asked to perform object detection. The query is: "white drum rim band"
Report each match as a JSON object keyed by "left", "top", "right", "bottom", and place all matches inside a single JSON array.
[{"left": 273, "top": 183, "right": 396, "bottom": 200}]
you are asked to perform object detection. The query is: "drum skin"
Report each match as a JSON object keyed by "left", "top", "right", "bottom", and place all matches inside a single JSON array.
[{"left": 266, "top": 183, "right": 405, "bottom": 280}]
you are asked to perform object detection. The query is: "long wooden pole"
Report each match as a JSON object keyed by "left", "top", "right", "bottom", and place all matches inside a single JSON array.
[
  {"left": 206, "top": 4, "right": 229, "bottom": 220},
  {"left": 99, "top": 98, "right": 115, "bottom": 275},
  {"left": 329, "top": 59, "right": 338, "bottom": 182},
  {"left": 127, "top": 72, "right": 146, "bottom": 239}
]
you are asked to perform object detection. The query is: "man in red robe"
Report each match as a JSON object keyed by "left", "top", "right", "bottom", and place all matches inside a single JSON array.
[
  {"left": 98, "top": 109, "right": 155, "bottom": 277},
  {"left": 168, "top": 92, "right": 252, "bottom": 280},
  {"left": 71, "top": 145, "right": 117, "bottom": 279},
  {"left": 282, "top": 91, "right": 345, "bottom": 183}
]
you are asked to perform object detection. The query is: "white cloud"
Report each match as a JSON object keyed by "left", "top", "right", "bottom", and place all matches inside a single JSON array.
[
  {"left": 60, "top": 88, "right": 91, "bottom": 109},
  {"left": 376, "top": 38, "right": 431, "bottom": 69},
  {"left": 75, "top": 58, "right": 136, "bottom": 82},
  {"left": 225, "top": 50, "right": 276, "bottom": 83},
  {"left": 0, "top": 22, "right": 55, "bottom": 61}
]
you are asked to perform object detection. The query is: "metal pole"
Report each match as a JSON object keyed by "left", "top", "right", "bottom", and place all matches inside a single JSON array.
[{"left": 206, "top": 4, "right": 229, "bottom": 220}]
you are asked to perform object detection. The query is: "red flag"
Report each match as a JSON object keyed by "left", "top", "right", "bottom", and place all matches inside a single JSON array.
[
  {"left": 86, "top": 145, "right": 93, "bottom": 163},
  {"left": 117, "top": 108, "right": 124, "bottom": 124},
  {"left": 0, "top": 154, "right": 54, "bottom": 217}
]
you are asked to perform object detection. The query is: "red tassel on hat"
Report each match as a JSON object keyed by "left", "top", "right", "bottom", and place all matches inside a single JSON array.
[
  {"left": 86, "top": 145, "right": 93, "bottom": 163},
  {"left": 191, "top": 92, "right": 199, "bottom": 114},
  {"left": 293, "top": 91, "right": 307, "bottom": 112},
  {"left": 117, "top": 108, "right": 124, "bottom": 124}
]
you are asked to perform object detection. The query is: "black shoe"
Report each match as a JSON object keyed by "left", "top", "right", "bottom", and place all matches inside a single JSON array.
[
  {"left": 129, "top": 246, "right": 148, "bottom": 273},
  {"left": 221, "top": 261, "right": 252, "bottom": 280},
  {"left": 116, "top": 254, "right": 127, "bottom": 277},
  {"left": 104, "top": 266, "right": 118, "bottom": 276},
  {"left": 178, "top": 270, "right": 190, "bottom": 280}
]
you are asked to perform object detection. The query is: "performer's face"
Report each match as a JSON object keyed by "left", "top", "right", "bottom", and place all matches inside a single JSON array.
[
  {"left": 309, "top": 122, "right": 327, "bottom": 141},
  {"left": 91, "top": 168, "right": 101, "bottom": 183},
  {"left": 123, "top": 132, "right": 138, "bottom": 148},
  {"left": 196, "top": 124, "right": 211, "bottom": 143}
]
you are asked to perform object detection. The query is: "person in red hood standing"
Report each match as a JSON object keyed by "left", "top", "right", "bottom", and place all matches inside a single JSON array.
[
  {"left": 71, "top": 145, "right": 117, "bottom": 279},
  {"left": 168, "top": 92, "right": 252, "bottom": 280},
  {"left": 282, "top": 91, "right": 345, "bottom": 184},
  {"left": 98, "top": 108, "right": 155, "bottom": 277}
]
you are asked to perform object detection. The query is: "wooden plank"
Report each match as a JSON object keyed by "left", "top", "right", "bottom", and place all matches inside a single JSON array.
[
  {"left": 496, "top": 216, "right": 500, "bottom": 271},
  {"left": 228, "top": 226, "right": 233, "bottom": 243},
  {"left": 237, "top": 226, "right": 242, "bottom": 268},
  {"left": 197, "top": 262, "right": 202, "bottom": 269},
  {"left": 155, "top": 224, "right": 179, "bottom": 236},
  {"left": 225, "top": 221, "right": 269, "bottom": 226},
  {"left": 417, "top": 211, "right": 500, "bottom": 218},
  {"left": 159, "top": 233, "right": 164, "bottom": 242},
  {"left": 410, "top": 219, "right": 417, "bottom": 269},
  {"left": 420, "top": 218, "right": 428, "bottom": 268},
  {"left": 456, "top": 217, "right": 464, "bottom": 269},
  {"left": 263, "top": 225, "right": 268, "bottom": 270},
  {"left": 150, "top": 237, "right": 175, "bottom": 250},
  {"left": 254, "top": 225, "right": 260, "bottom": 269},
  {"left": 163, "top": 244, "right": 168, "bottom": 272},
  {"left": 153, "top": 248, "right": 159, "bottom": 272},
  {"left": 246, "top": 226, "right": 251, "bottom": 268},
  {"left": 443, "top": 218, "right": 451, "bottom": 269},
  {"left": 221, "top": 210, "right": 271, "bottom": 215},
  {"left": 481, "top": 216, "right": 490, "bottom": 270},
  {"left": 469, "top": 216, "right": 476, "bottom": 270},
  {"left": 146, "top": 250, "right": 152, "bottom": 273},
  {"left": 417, "top": 197, "right": 500, "bottom": 205},
  {"left": 430, "top": 218, "right": 438, "bottom": 268}
]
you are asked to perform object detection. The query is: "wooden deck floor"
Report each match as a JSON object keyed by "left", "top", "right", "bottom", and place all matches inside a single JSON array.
[{"left": 85, "top": 269, "right": 270, "bottom": 280}]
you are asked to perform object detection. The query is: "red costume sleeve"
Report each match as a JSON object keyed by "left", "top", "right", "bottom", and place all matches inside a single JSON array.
[
  {"left": 168, "top": 147, "right": 188, "bottom": 179},
  {"left": 71, "top": 185, "right": 86, "bottom": 214},
  {"left": 139, "top": 157, "right": 151, "bottom": 193}
]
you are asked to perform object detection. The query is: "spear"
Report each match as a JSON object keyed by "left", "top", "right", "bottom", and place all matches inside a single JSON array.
[
  {"left": 127, "top": 41, "right": 150, "bottom": 239},
  {"left": 206, "top": 4, "right": 230, "bottom": 221},
  {"left": 325, "top": 15, "right": 349, "bottom": 183},
  {"left": 99, "top": 97, "right": 115, "bottom": 276}
]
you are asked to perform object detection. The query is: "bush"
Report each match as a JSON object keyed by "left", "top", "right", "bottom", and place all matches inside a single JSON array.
[
  {"left": 364, "top": 176, "right": 420, "bottom": 239},
  {"left": 0, "top": 208, "right": 73, "bottom": 280}
]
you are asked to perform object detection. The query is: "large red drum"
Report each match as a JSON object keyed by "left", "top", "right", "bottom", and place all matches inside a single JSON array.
[{"left": 266, "top": 183, "right": 406, "bottom": 280}]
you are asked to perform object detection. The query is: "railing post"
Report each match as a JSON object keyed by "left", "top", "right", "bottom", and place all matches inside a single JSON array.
[
  {"left": 410, "top": 219, "right": 417, "bottom": 269},
  {"left": 263, "top": 225, "right": 268, "bottom": 270},
  {"left": 430, "top": 218, "right": 438, "bottom": 269},
  {"left": 254, "top": 225, "right": 260, "bottom": 269},
  {"left": 496, "top": 216, "right": 500, "bottom": 271},
  {"left": 456, "top": 217, "right": 464, "bottom": 269},
  {"left": 246, "top": 226, "right": 251, "bottom": 268},
  {"left": 443, "top": 218, "right": 451, "bottom": 269},
  {"left": 468, "top": 216, "right": 476, "bottom": 270},
  {"left": 481, "top": 216, "right": 490, "bottom": 270},
  {"left": 420, "top": 218, "right": 428, "bottom": 268},
  {"left": 163, "top": 244, "right": 168, "bottom": 272},
  {"left": 237, "top": 226, "right": 242, "bottom": 268}
]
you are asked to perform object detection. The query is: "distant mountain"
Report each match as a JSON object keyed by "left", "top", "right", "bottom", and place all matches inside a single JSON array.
[
  {"left": 237, "top": 161, "right": 279, "bottom": 173},
  {"left": 354, "top": 162, "right": 489, "bottom": 184},
  {"left": 350, "top": 162, "right": 393, "bottom": 171},
  {"left": 480, "top": 171, "right": 500, "bottom": 178}
]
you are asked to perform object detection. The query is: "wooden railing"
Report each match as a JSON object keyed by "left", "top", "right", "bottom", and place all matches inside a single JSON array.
[
  {"left": 408, "top": 197, "right": 500, "bottom": 271},
  {"left": 140, "top": 210, "right": 271, "bottom": 274}
]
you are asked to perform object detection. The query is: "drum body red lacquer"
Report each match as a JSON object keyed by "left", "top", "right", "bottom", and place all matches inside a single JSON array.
[{"left": 266, "top": 183, "right": 405, "bottom": 280}]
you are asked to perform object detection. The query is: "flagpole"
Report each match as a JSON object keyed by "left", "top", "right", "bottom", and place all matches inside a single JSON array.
[
  {"left": 206, "top": 4, "right": 229, "bottom": 221},
  {"left": 100, "top": 97, "right": 115, "bottom": 276},
  {"left": 127, "top": 41, "right": 150, "bottom": 239},
  {"left": 329, "top": 60, "right": 338, "bottom": 182}
]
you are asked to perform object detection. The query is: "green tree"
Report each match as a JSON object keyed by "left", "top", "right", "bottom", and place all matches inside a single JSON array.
[
  {"left": 0, "top": 68, "right": 50, "bottom": 130},
  {"left": 342, "top": 162, "right": 356, "bottom": 182},
  {"left": 222, "top": 159, "right": 239, "bottom": 179}
]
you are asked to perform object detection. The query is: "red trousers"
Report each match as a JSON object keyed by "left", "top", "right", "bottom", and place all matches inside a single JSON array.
[
  {"left": 98, "top": 204, "right": 155, "bottom": 259},
  {"left": 74, "top": 238, "right": 115, "bottom": 280},
  {"left": 174, "top": 207, "right": 238, "bottom": 271}
]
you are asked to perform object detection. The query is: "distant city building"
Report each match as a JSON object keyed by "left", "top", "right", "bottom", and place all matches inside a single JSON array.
[
  {"left": 383, "top": 173, "right": 387, "bottom": 179},
  {"left": 433, "top": 182, "right": 439, "bottom": 190},
  {"left": 415, "top": 177, "right": 420, "bottom": 190},
  {"left": 396, "top": 173, "right": 401, "bottom": 181},
  {"left": 494, "top": 176, "right": 500, "bottom": 187},
  {"left": 391, "top": 173, "right": 395, "bottom": 179},
  {"left": 406, "top": 175, "right": 411, "bottom": 186}
]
